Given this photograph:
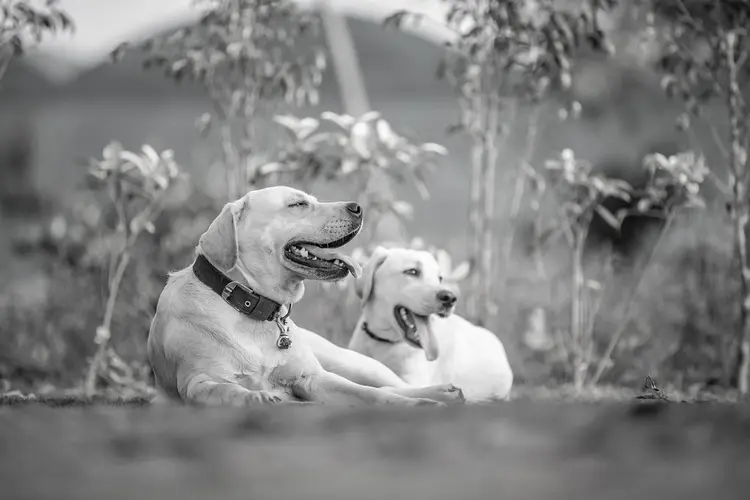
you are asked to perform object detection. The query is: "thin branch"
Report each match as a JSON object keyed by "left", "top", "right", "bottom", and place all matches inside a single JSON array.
[
  {"left": 83, "top": 250, "right": 132, "bottom": 397},
  {"left": 590, "top": 211, "right": 677, "bottom": 385}
]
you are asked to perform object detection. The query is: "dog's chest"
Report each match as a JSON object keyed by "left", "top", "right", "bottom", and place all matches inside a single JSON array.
[{"left": 229, "top": 319, "right": 313, "bottom": 390}]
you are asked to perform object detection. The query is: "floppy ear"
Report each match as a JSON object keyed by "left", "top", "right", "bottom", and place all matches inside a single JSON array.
[
  {"left": 355, "top": 246, "right": 389, "bottom": 306},
  {"left": 198, "top": 198, "right": 246, "bottom": 271}
]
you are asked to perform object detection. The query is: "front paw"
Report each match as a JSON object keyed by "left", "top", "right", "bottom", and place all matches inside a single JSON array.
[
  {"left": 411, "top": 398, "right": 446, "bottom": 407},
  {"left": 423, "top": 384, "right": 466, "bottom": 404},
  {"left": 244, "top": 391, "right": 283, "bottom": 405}
]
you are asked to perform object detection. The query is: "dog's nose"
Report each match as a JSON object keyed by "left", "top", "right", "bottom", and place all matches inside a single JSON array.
[
  {"left": 437, "top": 290, "right": 457, "bottom": 307},
  {"left": 346, "top": 202, "right": 363, "bottom": 218}
]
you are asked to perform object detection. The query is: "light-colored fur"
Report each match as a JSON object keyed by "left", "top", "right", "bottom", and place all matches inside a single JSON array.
[
  {"left": 348, "top": 247, "right": 514, "bottom": 403},
  {"left": 148, "top": 186, "right": 464, "bottom": 407}
]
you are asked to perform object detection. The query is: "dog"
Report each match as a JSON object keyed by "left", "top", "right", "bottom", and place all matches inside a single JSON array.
[
  {"left": 347, "top": 246, "right": 514, "bottom": 403},
  {"left": 147, "top": 186, "right": 465, "bottom": 406}
]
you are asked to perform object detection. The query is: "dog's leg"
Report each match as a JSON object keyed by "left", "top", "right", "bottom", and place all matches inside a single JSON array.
[
  {"left": 182, "top": 373, "right": 285, "bottom": 406},
  {"left": 298, "top": 371, "right": 444, "bottom": 406},
  {"left": 383, "top": 385, "right": 465, "bottom": 404},
  {"left": 296, "top": 326, "right": 408, "bottom": 388}
]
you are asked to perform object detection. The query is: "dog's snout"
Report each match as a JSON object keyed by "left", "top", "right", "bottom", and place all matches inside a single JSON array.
[
  {"left": 437, "top": 290, "right": 457, "bottom": 307},
  {"left": 346, "top": 202, "right": 363, "bottom": 218}
]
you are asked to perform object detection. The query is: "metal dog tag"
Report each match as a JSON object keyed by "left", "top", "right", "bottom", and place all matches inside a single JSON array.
[{"left": 275, "top": 317, "right": 292, "bottom": 350}]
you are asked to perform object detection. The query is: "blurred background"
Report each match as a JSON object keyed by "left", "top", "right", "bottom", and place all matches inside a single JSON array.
[{"left": 0, "top": 0, "right": 746, "bottom": 401}]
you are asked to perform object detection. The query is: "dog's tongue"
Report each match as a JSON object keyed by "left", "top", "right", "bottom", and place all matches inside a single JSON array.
[
  {"left": 300, "top": 244, "right": 362, "bottom": 278},
  {"left": 414, "top": 314, "right": 439, "bottom": 362}
]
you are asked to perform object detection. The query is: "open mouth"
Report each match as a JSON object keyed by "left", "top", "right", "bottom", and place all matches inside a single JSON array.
[
  {"left": 283, "top": 230, "right": 361, "bottom": 279},
  {"left": 394, "top": 306, "right": 424, "bottom": 348}
]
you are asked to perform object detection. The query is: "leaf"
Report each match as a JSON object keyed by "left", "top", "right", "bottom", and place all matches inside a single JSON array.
[
  {"left": 258, "top": 162, "right": 284, "bottom": 175},
  {"left": 340, "top": 157, "right": 358, "bottom": 175},
  {"left": 141, "top": 144, "right": 161, "bottom": 167},
  {"left": 376, "top": 119, "right": 398, "bottom": 148},
  {"left": 359, "top": 111, "right": 382, "bottom": 123},
  {"left": 446, "top": 123, "right": 464, "bottom": 135},
  {"left": 421, "top": 142, "right": 448, "bottom": 155},
  {"left": 102, "top": 141, "right": 123, "bottom": 161},
  {"left": 595, "top": 205, "right": 622, "bottom": 232},
  {"left": 321, "top": 111, "right": 355, "bottom": 130},
  {"left": 585, "top": 279, "right": 602, "bottom": 291},
  {"left": 195, "top": 113, "right": 212, "bottom": 137},
  {"left": 413, "top": 169, "right": 431, "bottom": 200},
  {"left": 120, "top": 151, "right": 148, "bottom": 175},
  {"left": 350, "top": 122, "right": 372, "bottom": 159},
  {"left": 273, "top": 114, "right": 319, "bottom": 140},
  {"left": 297, "top": 117, "right": 320, "bottom": 139},
  {"left": 391, "top": 201, "right": 413, "bottom": 218},
  {"left": 110, "top": 42, "right": 129, "bottom": 63}
]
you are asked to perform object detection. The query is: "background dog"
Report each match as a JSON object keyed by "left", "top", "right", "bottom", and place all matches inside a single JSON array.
[
  {"left": 348, "top": 246, "right": 514, "bottom": 402},
  {"left": 147, "top": 186, "right": 464, "bottom": 406}
]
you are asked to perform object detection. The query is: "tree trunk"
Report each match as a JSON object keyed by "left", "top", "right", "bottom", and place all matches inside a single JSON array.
[
  {"left": 467, "top": 108, "right": 485, "bottom": 322},
  {"left": 725, "top": 33, "right": 750, "bottom": 394},
  {"left": 479, "top": 96, "right": 500, "bottom": 326},
  {"left": 500, "top": 105, "right": 539, "bottom": 295},
  {"left": 319, "top": 1, "right": 370, "bottom": 117}
]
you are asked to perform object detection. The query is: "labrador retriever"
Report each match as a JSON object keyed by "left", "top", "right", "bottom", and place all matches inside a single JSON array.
[
  {"left": 348, "top": 246, "right": 514, "bottom": 402},
  {"left": 148, "top": 186, "right": 464, "bottom": 406}
]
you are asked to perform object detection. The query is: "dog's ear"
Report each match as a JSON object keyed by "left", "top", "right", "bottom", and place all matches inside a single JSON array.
[
  {"left": 198, "top": 198, "right": 246, "bottom": 271},
  {"left": 355, "top": 246, "right": 389, "bottom": 305}
]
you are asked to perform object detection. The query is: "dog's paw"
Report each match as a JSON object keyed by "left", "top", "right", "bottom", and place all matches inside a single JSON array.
[
  {"left": 245, "top": 391, "right": 283, "bottom": 405},
  {"left": 411, "top": 398, "right": 447, "bottom": 407},
  {"left": 422, "top": 384, "right": 466, "bottom": 404}
]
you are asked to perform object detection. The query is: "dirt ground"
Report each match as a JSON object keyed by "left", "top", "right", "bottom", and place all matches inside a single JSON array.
[{"left": 1, "top": 398, "right": 750, "bottom": 500}]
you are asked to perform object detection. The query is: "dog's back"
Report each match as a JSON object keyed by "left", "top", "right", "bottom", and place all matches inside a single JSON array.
[{"left": 434, "top": 315, "right": 513, "bottom": 402}]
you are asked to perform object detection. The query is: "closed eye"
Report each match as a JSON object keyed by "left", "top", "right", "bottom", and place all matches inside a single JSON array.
[
  {"left": 288, "top": 200, "right": 309, "bottom": 208},
  {"left": 404, "top": 268, "right": 420, "bottom": 277}
]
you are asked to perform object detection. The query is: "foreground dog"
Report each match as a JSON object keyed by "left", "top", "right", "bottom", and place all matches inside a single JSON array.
[
  {"left": 148, "top": 186, "right": 464, "bottom": 406},
  {"left": 348, "top": 247, "right": 514, "bottom": 402}
]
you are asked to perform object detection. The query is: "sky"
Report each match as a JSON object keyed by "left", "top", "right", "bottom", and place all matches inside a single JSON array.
[{"left": 24, "top": 0, "right": 453, "bottom": 84}]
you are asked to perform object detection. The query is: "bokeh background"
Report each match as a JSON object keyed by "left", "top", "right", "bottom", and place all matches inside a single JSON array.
[{"left": 0, "top": 0, "right": 745, "bottom": 400}]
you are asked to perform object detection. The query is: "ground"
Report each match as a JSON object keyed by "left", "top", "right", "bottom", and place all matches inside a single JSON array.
[{"left": 2, "top": 392, "right": 750, "bottom": 500}]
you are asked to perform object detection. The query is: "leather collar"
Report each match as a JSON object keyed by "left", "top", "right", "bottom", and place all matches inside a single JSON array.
[
  {"left": 361, "top": 322, "right": 421, "bottom": 349},
  {"left": 192, "top": 254, "right": 282, "bottom": 322}
]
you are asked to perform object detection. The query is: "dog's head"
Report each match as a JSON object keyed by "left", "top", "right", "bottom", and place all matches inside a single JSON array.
[
  {"left": 355, "top": 246, "right": 458, "bottom": 361},
  {"left": 198, "top": 186, "right": 363, "bottom": 304}
]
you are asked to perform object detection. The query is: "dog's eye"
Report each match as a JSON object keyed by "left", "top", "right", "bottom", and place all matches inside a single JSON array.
[
  {"left": 404, "top": 268, "right": 420, "bottom": 277},
  {"left": 288, "top": 201, "right": 309, "bottom": 208},
  {"left": 439, "top": 276, "right": 444, "bottom": 283}
]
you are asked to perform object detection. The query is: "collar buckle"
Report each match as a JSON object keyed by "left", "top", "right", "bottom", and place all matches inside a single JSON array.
[{"left": 221, "top": 281, "right": 248, "bottom": 302}]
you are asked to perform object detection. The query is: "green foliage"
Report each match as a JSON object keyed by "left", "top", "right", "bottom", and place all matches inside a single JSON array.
[
  {"left": 0, "top": 0, "right": 73, "bottom": 55},
  {"left": 0, "top": 0, "right": 73, "bottom": 80},
  {"left": 267, "top": 111, "right": 447, "bottom": 221},
  {"left": 532, "top": 148, "right": 709, "bottom": 387},
  {"left": 638, "top": 151, "right": 708, "bottom": 214},
  {"left": 647, "top": 0, "right": 750, "bottom": 393},
  {"left": 544, "top": 148, "right": 633, "bottom": 235},
  {"left": 650, "top": 0, "right": 750, "bottom": 123},
  {"left": 386, "top": 0, "right": 619, "bottom": 128},
  {"left": 127, "top": 0, "right": 326, "bottom": 196},
  {"left": 82, "top": 142, "right": 186, "bottom": 397}
]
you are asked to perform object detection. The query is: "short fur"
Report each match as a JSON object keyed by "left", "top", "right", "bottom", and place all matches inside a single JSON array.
[
  {"left": 148, "top": 187, "right": 464, "bottom": 406},
  {"left": 348, "top": 246, "right": 514, "bottom": 403}
]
